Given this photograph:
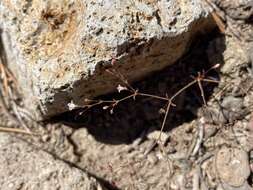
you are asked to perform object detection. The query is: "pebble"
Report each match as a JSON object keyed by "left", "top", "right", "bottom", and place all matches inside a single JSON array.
[
  {"left": 147, "top": 153, "right": 158, "bottom": 165},
  {"left": 217, "top": 182, "right": 251, "bottom": 190},
  {"left": 221, "top": 95, "right": 245, "bottom": 122},
  {"left": 215, "top": 147, "right": 250, "bottom": 187},
  {"left": 147, "top": 130, "right": 169, "bottom": 144}
]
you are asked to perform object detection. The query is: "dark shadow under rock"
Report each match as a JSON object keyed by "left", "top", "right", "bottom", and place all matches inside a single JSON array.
[{"left": 53, "top": 29, "right": 225, "bottom": 145}]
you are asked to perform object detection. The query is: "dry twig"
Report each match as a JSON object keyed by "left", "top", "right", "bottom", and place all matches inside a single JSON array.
[
  {"left": 0, "top": 125, "right": 34, "bottom": 135},
  {"left": 0, "top": 41, "right": 33, "bottom": 133}
]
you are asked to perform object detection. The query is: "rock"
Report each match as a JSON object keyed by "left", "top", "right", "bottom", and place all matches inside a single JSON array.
[
  {"left": 215, "top": 147, "right": 250, "bottom": 187},
  {"left": 147, "top": 130, "right": 169, "bottom": 144},
  {"left": 221, "top": 95, "right": 245, "bottom": 122},
  {"left": 0, "top": 0, "right": 215, "bottom": 119},
  {"left": 208, "top": 37, "right": 250, "bottom": 75},
  {"left": 70, "top": 128, "right": 90, "bottom": 153},
  {"left": 219, "top": 182, "right": 252, "bottom": 190},
  {"left": 214, "top": 0, "right": 253, "bottom": 21},
  {"left": 0, "top": 133, "right": 106, "bottom": 190}
]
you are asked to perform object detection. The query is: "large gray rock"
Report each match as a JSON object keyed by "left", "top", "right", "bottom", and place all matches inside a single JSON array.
[
  {"left": 0, "top": 0, "right": 214, "bottom": 119},
  {"left": 0, "top": 133, "right": 105, "bottom": 190}
]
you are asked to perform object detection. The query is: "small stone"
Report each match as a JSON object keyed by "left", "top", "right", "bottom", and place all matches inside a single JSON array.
[
  {"left": 215, "top": 147, "right": 250, "bottom": 187},
  {"left": 147, "top": 130, "right": 169, "bottom": 144},
  {"left": 215, "top": 0, "right": 253, "bottom": 20},
  {"left": 41, "top": 134, "right": 50, "bottom": 142},
  {"left": 147, "top": 153, "right": 158, "bottom": 165},
  {"left": 70, "top": 128, "right": 89, "bottom": 152},
  {"left": 203, "top": 124, "right": 218, "bottom": 139},
  {"left": 221, "top": 96, "right": 245, "bottom": 122},
  {"left": 221, "top": 181, "right": 252, "bottom": 190}
]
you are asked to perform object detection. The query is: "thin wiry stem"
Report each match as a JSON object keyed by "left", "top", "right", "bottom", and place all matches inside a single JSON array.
[
  {"left": 81, "top": 64, "right": 220, "bottom": 146},
  {"left": 157, "top": 100, "right": 172, "bottom": 142},
  {"left": 171, "top": 80, "right": 197, "bottom": 100},
  {"left": 202, "top": 78, "right": 220, "bottom": 83},
  {"left": 0, "top": 125, "right": 34, "bottom": 135},
  {"left": 197, "top": 79, "right": 207, "bottom": 106},
  {"left": 137, "top": 92, "right": 170, "bottom": 101},
  {"left": 156, "top": 79, "right": 201, "bottom": 143}
]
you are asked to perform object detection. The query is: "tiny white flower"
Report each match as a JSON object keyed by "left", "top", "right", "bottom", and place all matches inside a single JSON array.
[
  {"left": 67, "top": 101, "right": 78, "bottom": 111},
  {"left": 103, "top": 106, "right": 109, "bottom": 110},
  {"left": 213, "top": 63, "right": 220, "bottom": 69},
  {"left": 199, "top": 117, "right": 205, "bottom": 124},
  {"left": 117, "top": 84, "right": 127, "bottom": 93}
]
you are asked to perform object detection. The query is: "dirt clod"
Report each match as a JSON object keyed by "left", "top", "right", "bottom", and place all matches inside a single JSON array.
[{"left": 215, "top": 147, "right": 250, "bottom": 187}]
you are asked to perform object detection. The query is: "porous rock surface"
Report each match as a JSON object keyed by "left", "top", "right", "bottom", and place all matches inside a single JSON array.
[
  {"left": 0, "top": 0, "right": 214, "bottom": 119},
  {"left": 0, "top": 133, "right": 106, "bottom": 190}
]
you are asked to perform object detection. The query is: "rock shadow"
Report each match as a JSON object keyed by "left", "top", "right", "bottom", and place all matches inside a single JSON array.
[{"left": 54, "top": 29, "right": 226, "bottom": 145}]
